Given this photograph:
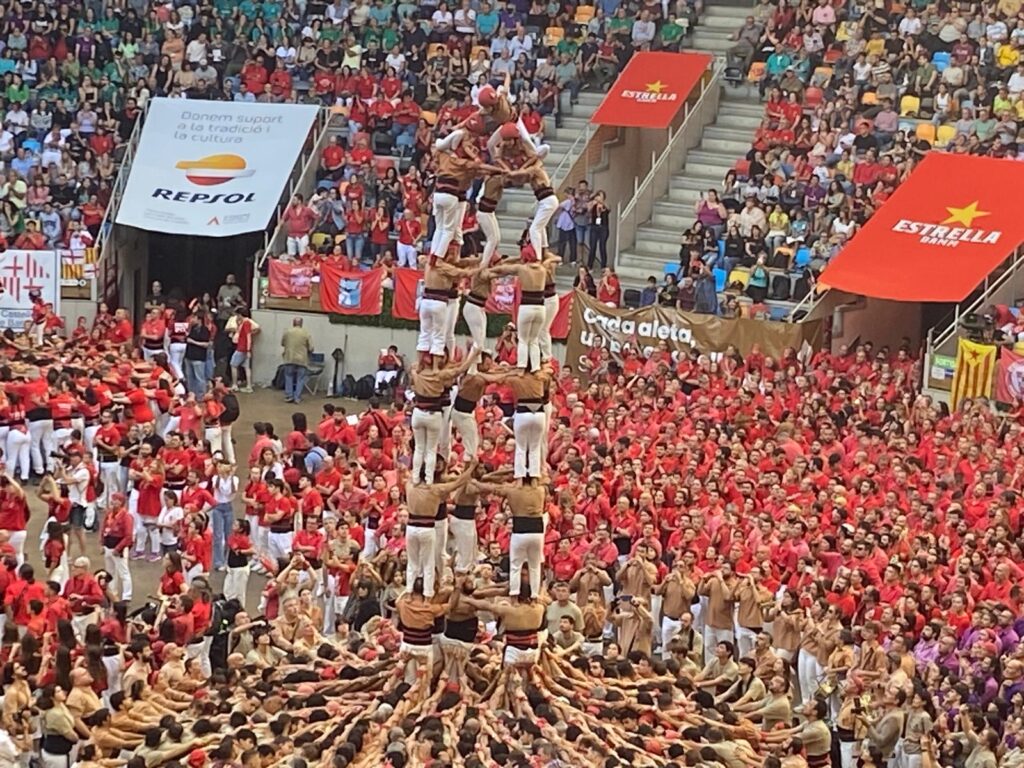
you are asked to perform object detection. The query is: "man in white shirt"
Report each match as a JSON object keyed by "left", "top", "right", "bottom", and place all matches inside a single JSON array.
[
  {"left": 631, "top": 10, "right": 656, "bottom": 46},
  {"left": 57, "top": 451, "right": 92, "bottom": 555},
  {"left": 326, "top": 0, "right": 349, "bottom": 24},
  {"left": 454, "top": 0, "right": 477, "bottom": 35},
  {"left": 509, "top": 25, "right": 534, "bottom": 60},
  {"left": 186, "top": 33, "right": 209, "bottom": 65},
  {"left": 1008, "top": 63, "right": 1024, "bottom": 96}
]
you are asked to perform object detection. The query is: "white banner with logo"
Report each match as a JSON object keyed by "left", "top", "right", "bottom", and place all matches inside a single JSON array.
[
  {"left": 116, "top": 98, "right": 320, "bottom": 237},
  {"left": 0, "top": 249, "right": 60, "bottom": 328}
]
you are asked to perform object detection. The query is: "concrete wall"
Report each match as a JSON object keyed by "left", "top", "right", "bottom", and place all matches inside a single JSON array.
[
  {"left": 114, "top": 225, "right": 151, "bottom": 319},
  {"left": 831, "top": 297, "right": 923, "bottom": 353},
  {"left": 250, "top": 309, "right": 565, "bottom": 388}
]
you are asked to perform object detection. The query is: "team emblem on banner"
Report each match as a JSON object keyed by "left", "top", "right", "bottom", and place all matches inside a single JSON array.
[
  {"left": 996, "top": 348, "right": 1024, "bottom": 404},
  {"left": 319, "top": 265, "right": 384, "bottom": 315},
  {"left": 950, "top": 338, "right": 996, "bottom": 407}
]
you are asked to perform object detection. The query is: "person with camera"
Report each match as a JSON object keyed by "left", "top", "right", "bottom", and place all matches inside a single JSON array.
[
  {"left": 53, "top": 451, "right": 90, "bottom": 557},
  {"left": 99, "top": 492, "right": 133, "bottom": 603}
]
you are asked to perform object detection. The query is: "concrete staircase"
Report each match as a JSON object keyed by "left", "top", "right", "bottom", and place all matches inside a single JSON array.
[
  {"left": 493, "top": 92, "right": 604, "bottom": 258},
  {"left": 616, "top": 92, "right": 762, "bottom": 286},
  {"left": 688, "top": 3, "right": 753, "bottom": 60}
]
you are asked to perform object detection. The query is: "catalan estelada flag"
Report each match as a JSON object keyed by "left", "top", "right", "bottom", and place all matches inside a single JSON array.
[{"left": 950, "top": 338, "right": 996, "bottom": 407}]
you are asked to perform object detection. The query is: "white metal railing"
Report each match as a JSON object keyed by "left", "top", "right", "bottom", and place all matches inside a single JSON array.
[
  {"left": 257, "top": 107, "right": 336, "bottom": 272},
  {"left": 551, "top": 121, "right": 596, "bottom": 190},
  {"left": 787, "top": 285, "right": 829, "bottom": 321},
  {"left": 91, "top": 100, "right": 148, "bottom": 300},
  {"left": 614, "top": 60, "right": 724, "bottom": 268},
  {"left": 931, "top": 246, "right": 1024, "bottom": 353}
]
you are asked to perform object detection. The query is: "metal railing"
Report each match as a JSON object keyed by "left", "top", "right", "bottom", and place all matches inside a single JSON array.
[
  {"left": 92, "top": 100, "right": 148, "bottom": 303},
  {"left": 258, "top": 107, "right": 336, "bottom": 270},
  {"left": 931, "top": 246, "right": 1024, "bottom": 355},
  {"left": 786, "top": 285, "right": 829, "bottom": 321},
  {"left": 551, "top": 121, "right": 596, "bottom": 190},
  {"left": 614, "top": 61, "right": 724, "bottom": 268}
]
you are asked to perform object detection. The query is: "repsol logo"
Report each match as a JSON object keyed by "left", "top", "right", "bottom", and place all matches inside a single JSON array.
[{"left": 152, "top": 189, "right": 257, "bottom": 204}]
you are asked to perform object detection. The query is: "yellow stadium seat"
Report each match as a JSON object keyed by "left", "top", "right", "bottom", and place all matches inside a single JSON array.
[
  {"left": 574, "top": 4, "right": 595, "bottom": 22},
  {"left": 311, "top": 232, "right": 331, "bottom": 249},
  {"left": 747, "top": 62, "right": 766, "bottom": 81},
  {"left": 471, "top": 45, "right": 489, "bottom": 60},
  {"left": 544, "top": 26, "right": 565, "bottom": 45},
  {"left": 728, "top": 268, "right": 750, "bottom": 288},
  {"left": 428, "top": 43, "right": 448, "bottom": 59},
  {"left": 915, "top": 122, "right": 936, "bottom": 143},
  {"left": 329, "top": 104, "right": 350, "bottom": 117},
  {"left": 936, "top": 123, "right": 957, "bottom": 147},
  {"left": 900, "top": 94, "right": 921, "bottom": 116},
  {"left": 861, "top": 91, "right": 878, "bottom": 105},
  {"left": 812, "top": 65, "right": 833, "bottom": 85},
  {"left": 421, "top": 110, "right": 438, "bottom": 126}
]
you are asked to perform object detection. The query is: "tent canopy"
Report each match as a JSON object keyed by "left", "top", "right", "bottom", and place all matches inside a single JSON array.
[
  {"left": 819, "top": 153, "right": 1024, "bottom": 302},
  {"left": 590, "top": 52, "right": 712, "bottom": 129}
]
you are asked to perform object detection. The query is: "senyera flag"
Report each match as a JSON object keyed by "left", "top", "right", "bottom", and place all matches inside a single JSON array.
[
  {"left": 319, "top": 264, "right": 384, "bottom": 315},
  {"left": 820, "top": 154, "right": 1024, "bottom": 302},
  {"left": 268, "top": 259, "right": 315, "bottom": 298},
  {"left": 591, "top": 52, "right": 712, "bottom": 129},
  {"left": 392, "top": 267, "right": 423, "bottom": 321},
  {"left": 950, "top": 338, "right": 995, "bottom": 408}
]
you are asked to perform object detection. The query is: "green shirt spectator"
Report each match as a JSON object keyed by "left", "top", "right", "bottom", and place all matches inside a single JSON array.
[
  {"left": 6, "top": 82, "right": 28, "bottom": 104},
  {"left": 660, "top": 19, "right": 686, "bottom": 46},
  {"left": 555, "top": 37, "right": 578, "bottom": 57}
]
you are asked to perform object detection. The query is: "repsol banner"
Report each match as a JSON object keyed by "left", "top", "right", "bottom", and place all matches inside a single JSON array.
[
  {"left": 116, "top": 98, "right": 319, "bottom": 237},
  {"left": 564, "top": 291, "right": 823, "bottom": 371}
]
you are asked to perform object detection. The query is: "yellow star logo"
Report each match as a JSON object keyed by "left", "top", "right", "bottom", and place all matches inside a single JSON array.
[
  {"left": 942, "top": 201, "right": 990, "bottom": 227},
  {"left": 645, "top": 80, "right": 667, "bottom": 94}
]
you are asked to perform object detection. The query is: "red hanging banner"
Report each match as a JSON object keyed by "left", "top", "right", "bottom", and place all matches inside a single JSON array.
[{"left": 319, "top": 265, "right": 384, "bottom": 315}]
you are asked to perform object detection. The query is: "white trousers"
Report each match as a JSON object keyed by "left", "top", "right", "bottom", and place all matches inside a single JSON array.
[
  {"left": 530, "top": 194, "right": 558, "bottom": 255},
  {"left": 462, "top": 301, "right": 487, "bottom": 353},
  {"left": 417, "top": 297, "right": 449, "bottom": 356},
  {"left": 103, "top": 547, "right": 132, "bottom": 602},
  {"left": 735, "top": 624, "right": 758, "bottom": 658},
  {"left": 430, "top": 191, "right": 461, "bottom": 258},
  {"left": 797, "top": 651, "right": 823, "bottom": 705},
  {"left": 478, "top": 210, "right": 500, "bottom": 264},
  {"left": 453, "top": 201, "right": 468, "bottom": 246},
  {"left": 268, "top": 530, "right": 294, "bottom": 564},
  {"left": 406, "top": 525, "right": 437, "bottom": 597},
  {"left": 9, "top": 529, "right": 25, "bottom": 565},
  {"left": 99, "top": 461, "right": 121, "bottom": 510},
  {"left": 444, "top": 298, "right": 459, "bottom": 356},
  {"left": 516, "top": 304, "right": 547, "bottom": 371},
  {"left": 513, "top": 409, "right": 545, "bottom": 478},
  {"left": 509, "top": 530, "right": 544, "bottom": 597},
  {"left": 438, "top": 404, "right": 453, "bottom": 461},
  {"left": 411, "top": 407, "right": 443, "bottom": 483},
  {"left": 29, "top": 418, "right": 54, "bottom": 474},
  {"left": 661, "top": 615, "right": 682, "bottom": 659},
  {"left": 703, "top": 625, "right": 734, "bottom": 664},
  {"left": 540, "top": 293, "right": 559, "bottom": 361},
  {"left": 434, "top": 517, "right": 449, "bottom": 578},
  {"left": 449, "top": 517, "right": 477, "bottom": 573},
  {"left": 168, "top": 342, "right": 186, "bottom": 379},
  {"left": 5, "top": 428, "right": 29, "bottom": 481},
  {"left": 451, "top": 408, "right": 479, "bottom": 459},
  {"left": 204, "top": 425, "right": 223, "bottom": 457},
  {"left": 84, "top": 424, "right": 100, "bottom": 455},
  {"left": 224, "top": 565, "right": 249, "bottom": 605},
  {"left": 220, "top": 424, "right": 235, "bottom": 464},
  {"left": 396, "top": 242, "right": 419, "bottom": 268}
]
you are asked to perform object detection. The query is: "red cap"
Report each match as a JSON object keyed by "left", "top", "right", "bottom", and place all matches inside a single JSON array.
[
  {"left": 498, "top": 122, "right": 520, "bottom": 141},
  {"left": 464, "top": 113, "right": 486, "bottom": 135},
  {"left": 187, "top": 750, "right": 206, "bottom": 767},
  {"left": 477, "top": 85, "right": 498, "bottom": 107}
]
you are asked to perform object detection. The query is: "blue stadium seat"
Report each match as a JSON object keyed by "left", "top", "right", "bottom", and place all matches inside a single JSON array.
[
  {"left": 663, "top": 262, "right": 680, "bottom": 278},
  {"left": 932, "top": 51, "right": 950, "bottom": 72},
  {"left": 717, "top": 239, "right": 725, "bottom": 258},
  {"left": 794, "top": 246, "right": 812, "bottom": 268},
  {"left": 713, "top": 268, "right": 727, "bottom": 292},
  {"left": 21, "top": 139, "right": 40, "bottom": 154},
  {"left": 0, "top": 59, "right": 15, "bottom": 75}
]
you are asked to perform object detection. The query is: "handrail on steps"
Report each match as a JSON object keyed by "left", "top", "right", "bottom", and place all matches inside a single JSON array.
[
  {"left": 618, "top": 60, "right": 724, "bottom": 225},
  {"left": 614, "top": 60, "right": 724, "bottom": 267}
]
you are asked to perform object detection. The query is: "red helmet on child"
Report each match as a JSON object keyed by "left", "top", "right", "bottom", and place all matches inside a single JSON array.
[
  {"left": 464, "top": 113, "right": 486, "bottom": 135},
  {"left": 478, "top": 85, "right": 498, "bottom": 107},
  {"left": 499, "top": 122, "right": 520, "bottom": 141}
]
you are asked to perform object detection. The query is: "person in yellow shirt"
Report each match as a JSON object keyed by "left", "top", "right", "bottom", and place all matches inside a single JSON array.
[{"left": 997, "top": 41, "right": 1021, "bottom": 70}]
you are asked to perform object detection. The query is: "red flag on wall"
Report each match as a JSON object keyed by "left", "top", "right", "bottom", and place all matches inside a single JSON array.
[
  {"left": 551, "top": 292, "right": 572, "bottom": 340},
  {"left": 996, "top": 347, "right": 1024, "bottom": 404},
  {"left": 319, "top": 264, "right": 384, "bottom": 315},
  {"left": 392, "top": 267, "right": 424, "bottom": 321},
  {"left": 268, "top": 259, "right": 316, "bottom": 298}
]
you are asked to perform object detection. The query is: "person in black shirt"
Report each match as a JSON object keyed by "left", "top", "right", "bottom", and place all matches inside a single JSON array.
[{"left": 184, "top": 314, "right": 212, "bottom": 396}]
